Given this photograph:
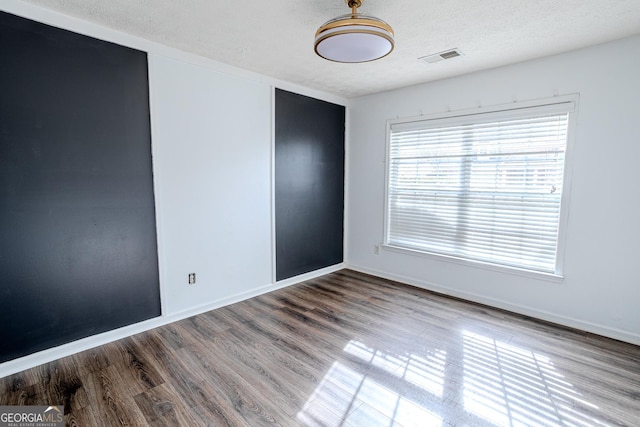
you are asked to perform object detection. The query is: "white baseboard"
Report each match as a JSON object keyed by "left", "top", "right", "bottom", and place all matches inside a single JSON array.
[
  {"left": 0, "top": 263, "right": 345, "bottom": 378},
  {"left": 274, "top": 263, "right": 346, "bottom": 288},
  {"left": 0, "top": 317, "right": 166, "bottom": 379},
  {"left": 347, "top": 264, "right": 640, "bottom": 346}
]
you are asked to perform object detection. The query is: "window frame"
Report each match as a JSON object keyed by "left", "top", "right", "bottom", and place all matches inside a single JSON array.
[{"left": 382, "top": 95, "right": 579, "bottom": 281}]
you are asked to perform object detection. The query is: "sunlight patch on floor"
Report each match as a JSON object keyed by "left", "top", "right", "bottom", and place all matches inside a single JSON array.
[
  {"left": 297, "top": 333, "right": 605, "bottom": 426},
  {"left": 462, "top": 330, "right": 604, "bottom": 427},
  {"left": 297, "top": 340, "right": 446, "bottom": 426}
]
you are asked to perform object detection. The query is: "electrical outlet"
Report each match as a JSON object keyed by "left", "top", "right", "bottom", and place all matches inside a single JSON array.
[
  {"left": 188, "top": 273, "right": 196, "bottom": 285},
  {"left": 373, "top": 245, "right": 380, "bottom": 255}
]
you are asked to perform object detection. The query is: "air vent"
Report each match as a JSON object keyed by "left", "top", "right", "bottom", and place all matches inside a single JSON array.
[
  {"left": 440, "top": 50, "right": 461, "bottom": 59},
  {"left": 419, "top": 48, "right": 463, "bottom": 64}
]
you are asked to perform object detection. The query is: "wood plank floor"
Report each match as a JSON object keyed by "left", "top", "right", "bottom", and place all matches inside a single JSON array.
[{"left": 1, "top": 269, "right": 639, "bottom": 426}]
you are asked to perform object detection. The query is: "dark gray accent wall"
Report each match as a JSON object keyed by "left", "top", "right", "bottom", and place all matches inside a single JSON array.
[
  {"left": 275, "top": 89, "right": 345, "bottom": 281},
  {"left": 0, "top": 11, "right": 161, "bottom": 363}
]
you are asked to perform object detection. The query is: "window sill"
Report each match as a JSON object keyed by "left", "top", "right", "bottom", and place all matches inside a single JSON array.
[{"left": 381, "top": 244, "right": 565, "bottom": 283}]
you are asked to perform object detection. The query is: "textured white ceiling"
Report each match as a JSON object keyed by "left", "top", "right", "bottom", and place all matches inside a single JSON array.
[{"left": 15, "top": 0, "right": 640, "bottom": 97}]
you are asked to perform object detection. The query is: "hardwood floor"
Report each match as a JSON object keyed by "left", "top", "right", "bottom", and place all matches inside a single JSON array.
[{"left": 1, "top": 269, "right": 639, "bottom": 426}]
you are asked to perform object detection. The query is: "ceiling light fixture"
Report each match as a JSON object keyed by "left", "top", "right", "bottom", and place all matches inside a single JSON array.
[{"left": 314, "top": 0, "right": 394, "bottom": 63}]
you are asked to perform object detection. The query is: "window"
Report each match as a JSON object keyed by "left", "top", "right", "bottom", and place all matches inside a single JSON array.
[{"left": 385, "top": 98, "right": 575, "bottom": 275}]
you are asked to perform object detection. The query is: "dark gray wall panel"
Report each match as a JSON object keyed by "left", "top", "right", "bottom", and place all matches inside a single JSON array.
[
  {"left": 0, "top": 11, "right": 160, "bottom": 363},
  {"left": 275, "top": 89, "right": 345, "bottom": 281}
]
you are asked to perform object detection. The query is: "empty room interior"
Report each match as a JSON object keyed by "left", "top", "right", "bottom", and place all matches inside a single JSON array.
[{"left": 1, "top": 0, "right": 639, "bottom": 425}]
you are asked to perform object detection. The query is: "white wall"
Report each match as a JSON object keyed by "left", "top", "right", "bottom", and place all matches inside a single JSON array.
[
  {"left": 346, "top": 35, "right": 640, "bottom": 345},
  {"left": 150, "top": 54, "right": 272, "bottom": 316}
]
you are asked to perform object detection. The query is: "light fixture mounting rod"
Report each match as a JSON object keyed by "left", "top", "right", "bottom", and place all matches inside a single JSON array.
[{"left": 346, "top": 0, "right": 362, "bottom": 14}]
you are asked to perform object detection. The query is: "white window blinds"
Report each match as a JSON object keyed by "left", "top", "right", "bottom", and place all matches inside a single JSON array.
[{"left": 386, "top": 102, "right": 574, "bottom": 273}]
